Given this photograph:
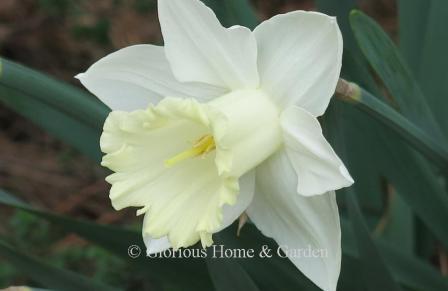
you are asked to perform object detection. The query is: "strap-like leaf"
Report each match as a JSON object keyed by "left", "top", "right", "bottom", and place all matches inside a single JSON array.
[
  {"left": 0, "top": 190, "right": 213, "bottom": 290},
  {"left": 398, "top": 0, "right": 431, "bottom": 75},
  {"left": 206, "top": 256, "right": 260, "bottom": 291},
  {"left": 0, "top": 240, "right": 118, "bottom": 291},
  {"left": 350, "top": 10, "right": 446, "bottom": 142},
  {"left": 345, "top": 190, "right": 403, "bottom": 291},
  {"left": 202, "top": 0, "right": 258, "bottom": 29},
  {"left": 340, "top": 85, "right": 448, "bottom": 172},
  {"left": 418, "top": 0, "right": 448, "bottom": 133},
  {"left": 337, "top": 86, "right": 448, "bottom": 249},
  {"left": 0, "top": 58, "right": 109, "bottom": 162},
  {"left": 1, "top": 189, "right": 447, "bottom": 291}
]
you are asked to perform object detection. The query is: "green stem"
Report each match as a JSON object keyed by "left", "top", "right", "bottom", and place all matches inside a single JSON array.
[{"left": 335, "top": 79, "right": 448, "bottom": 172}]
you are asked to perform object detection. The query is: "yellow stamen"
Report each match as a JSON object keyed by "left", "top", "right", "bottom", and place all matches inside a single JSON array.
[{"left": 165, "top": 135, "right": 216, "bottom": 168}]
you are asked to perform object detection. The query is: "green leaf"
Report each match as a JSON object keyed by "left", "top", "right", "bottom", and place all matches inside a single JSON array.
[
  {"left": 343, "top": 87, "right": 448, "bottom": 172},
  {"left": 315, "top": 0, "right": 381, "bottom": 96},
  {"left": 206, "top": 256, "right": 260, "bottom": 291},
  {"left": 214, "top": 226, "right": 321, "bottom": 291},
  {"left": 324, "top": 100, "right": 409, "bottom": 242},
  {"left": 377, "top": 193, "right": 415, "bottom": 254},
  {"left": 202, "top": 0, "right": 258, "bottom": 29},
  {"left": 337, "top": 88, "right": 448, "bottom": 249},
  {"left": 0, "top": 85, "right": 102, "bottom": 162},
  {"left": 0, "top": 189, "right": 213, "bottom": 290},
  {"left": 349, "top": 10, "right": 446, "bottom": 142},
  {"left": 345, "top": 190, "right": 403, "bottom": 291},
  {"left": 0, "top": 189, "right": 305, "bottom": 290},
  {"left": 398, "top": 0, "right": 431, "bottom": 75},
  {"left": 377, "top": 239, "right": 447, "bottom": 291},
  {"left": 2, "top": 188, "right": 447, "bottom": 291},
  {"left": 219, "top": 219, "right": 448, "bottom": 291},
  {"left": 0, "top": 240, "right": 119, "bottom": 291},
  {"left": 342, "top": 219, "right": 448, "bottom": 291},
  {"left": 327, "top": 7, "right": 447, "bottom": 256},
  {"left": 0, "top": 58, "right": 109, "bottom": 162},
  {"left": 324, "top": 99, "right": 448, "bottom": 290},
  {"left": 13, "top": 288, "right": 50, "bottom": 291},
  {"left": 418, "top": 0, "right": 448, "bottom": 133},
  {"left": 0, "top": 59, "right": 108, "bottom": 130},
  {"left": 315, "top": 0, "right": 357, "bottom": 48},
  {"left": 379, "top": 146, "right": 448, "bottom": 251}
]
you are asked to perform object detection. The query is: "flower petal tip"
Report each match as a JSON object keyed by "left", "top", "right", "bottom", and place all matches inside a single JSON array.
[
  {"left": 74, "top": 73, "right": 85, "bottom": 80},
  {"left": 339, "top": 165, "right": 355, "bottom": 185}
]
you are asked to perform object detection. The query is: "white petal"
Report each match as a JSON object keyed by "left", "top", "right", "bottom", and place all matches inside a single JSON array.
[
  {"left": 76, "top": 44, "right": 225, "bottom": 111},
  {"left": 281, "top": 106, "right": 353, "bottom": 196},
  {"left": 158, "top": 0, "right": 259, "bottom": 89},
  {"left": 143, "top": 171, "right": 254, "bottom": 254},
  {"left": 101, "top": 101, "right": 240, "bottom": 249},
  {"left": 208, "top": 89, "right": 282, "bottom": 177},
  {"left": 247, "top": 150, "right": 341, "bottom": 291},
  {"left": 218, "top": 171, "right": 255, "bottom": 232},
  {"left": 144, "top": 233, "right": 171, "bottom": 255},
  {"left": 254, "top": 11, "right": 343, "bottom": 116}
]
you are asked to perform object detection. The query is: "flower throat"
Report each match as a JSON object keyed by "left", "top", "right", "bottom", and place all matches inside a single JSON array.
[{"left": 164, "top": 134, "right": 216, "bottom": 168}]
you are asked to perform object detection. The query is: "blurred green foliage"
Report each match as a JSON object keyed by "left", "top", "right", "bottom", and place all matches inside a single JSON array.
[
  {"left": 1, "top": 0, "right": 448, "bottom": 290},
  {"left": 72, "top": 19, "right": 111, "bottom": 46},
  {"left": 132, "top": 0, "right": 156, "bottom": 13},
  {"left": 0, "top": 211, "right": 130, "bottom": 289},
  {"left": 38, "top": 0, "right": 78, "bottom": 16}
]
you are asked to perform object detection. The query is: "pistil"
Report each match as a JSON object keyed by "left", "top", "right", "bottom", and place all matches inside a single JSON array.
[{"left": 164, "top": 135, "right": 216, "bottom": 167}]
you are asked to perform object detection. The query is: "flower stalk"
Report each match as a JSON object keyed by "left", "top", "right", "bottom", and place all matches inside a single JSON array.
[
  {"left": 335, "top": 78, "right": 448, "bottom": 172},
  {"left": 334, "top": 78, "right": 361, "bottom": 102}
]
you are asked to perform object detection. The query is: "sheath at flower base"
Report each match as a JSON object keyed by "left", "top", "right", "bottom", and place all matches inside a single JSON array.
[{"left": 76, "top": 0, "right": 354, "bottom": 290}]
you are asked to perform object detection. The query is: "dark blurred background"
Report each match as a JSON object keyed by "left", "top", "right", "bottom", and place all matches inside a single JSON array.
[{"left": 0, "top": 0, "right": 396, "bottom": 288}]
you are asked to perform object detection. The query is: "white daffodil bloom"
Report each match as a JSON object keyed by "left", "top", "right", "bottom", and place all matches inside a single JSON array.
[{"left": 76, "top": 0, "right": 354, "bottom": 290}]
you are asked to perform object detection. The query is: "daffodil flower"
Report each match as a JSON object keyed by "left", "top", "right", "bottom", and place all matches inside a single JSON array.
[{"left": 76, "top": 0, "right": 353, "bottom": 290}]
